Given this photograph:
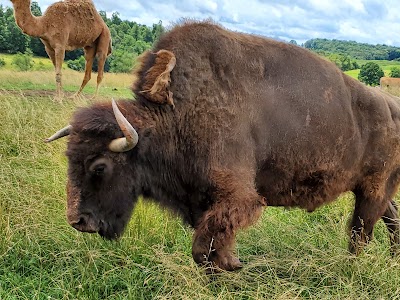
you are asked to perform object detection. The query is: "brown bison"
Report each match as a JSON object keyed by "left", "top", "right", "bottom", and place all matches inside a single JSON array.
[{"left": 46, "top": 21, "right": 400, "bottom": 271}]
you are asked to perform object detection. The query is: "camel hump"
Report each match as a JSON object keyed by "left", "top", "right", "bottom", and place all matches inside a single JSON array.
[{"left": 139, "top": 50, "right": 176, "bottom": 107}]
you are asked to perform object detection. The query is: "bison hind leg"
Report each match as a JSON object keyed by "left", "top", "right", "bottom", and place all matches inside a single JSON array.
[
  {"left": 349, "top": 187, "right": 389, "bottom": 255},
  {"left": 381, "top": 199, "right": 400, "bottom": 256}
]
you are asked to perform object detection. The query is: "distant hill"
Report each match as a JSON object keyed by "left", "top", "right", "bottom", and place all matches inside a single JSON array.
[{"left": 304, "top": 38, "right": 400, "bottom": 61}]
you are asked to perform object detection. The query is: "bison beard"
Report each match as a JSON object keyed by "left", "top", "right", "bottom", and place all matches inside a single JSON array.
[{"left": 47, "top": 21, "right": 400, "bottom": 271}]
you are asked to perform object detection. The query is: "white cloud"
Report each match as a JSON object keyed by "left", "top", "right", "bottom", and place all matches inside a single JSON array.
[
  {"left": 307, "top": 0, "right": 339, "bottom": 15},
  {"left": 344, "top": 0, "right": 366, "bottom": 13}
]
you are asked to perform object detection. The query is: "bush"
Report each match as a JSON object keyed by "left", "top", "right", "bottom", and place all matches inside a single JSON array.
[
  {"left": 390, "top": 66, "right": 400, "bottom": 78},
  {"left": 67, "top": 56, "right": 85, "bottom": 71},
  {"left": 12, "top": 50, "right": 34, "bottom": 71},
  {"left": 0, "top": 58, "right": 5, "bottom": 68},
  {"left": 358, "top": 62, "right": 384, "bottom": 86}
]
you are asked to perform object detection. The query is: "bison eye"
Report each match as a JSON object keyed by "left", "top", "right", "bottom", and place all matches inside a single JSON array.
[
  {"left": 88, "top": 158, "right": 113, "bottom": 177},
  {"left": 93, "top": 164, "right": 106, "bottom": 176}
]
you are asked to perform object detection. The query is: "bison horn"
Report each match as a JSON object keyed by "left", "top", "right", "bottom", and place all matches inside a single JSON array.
[
  {"left": 109, "top": 99, "right": 139, "bottom": 152},
  {"left": 44, "top": 125, "right": 72, "bottom": 143}
]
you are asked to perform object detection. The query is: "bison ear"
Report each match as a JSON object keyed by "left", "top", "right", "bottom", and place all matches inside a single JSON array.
[{"left": 140, "top": 50, "right": 176, "bottom": 108}]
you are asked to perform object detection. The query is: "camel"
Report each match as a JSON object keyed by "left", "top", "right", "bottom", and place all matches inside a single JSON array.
[{"left": 10, "top": 0, "right": 112, "bottom": 101}]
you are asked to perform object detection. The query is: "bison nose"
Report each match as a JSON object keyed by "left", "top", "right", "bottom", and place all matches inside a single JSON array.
[{"left": 69, "top": 213, "right": 99, "bottom": 233}]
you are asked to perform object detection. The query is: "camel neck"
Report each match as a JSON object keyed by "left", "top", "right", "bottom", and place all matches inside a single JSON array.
[{"left": 12, "top": 1, "right": 42, "bottom": 37}]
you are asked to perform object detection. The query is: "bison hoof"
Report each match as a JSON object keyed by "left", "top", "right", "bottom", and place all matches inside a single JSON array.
[
  {"left": 348, "top": 240, "right": 368, "bottom": 256},
  {"left": 192, "top": 249, "right": 243, "bottom": 272}
]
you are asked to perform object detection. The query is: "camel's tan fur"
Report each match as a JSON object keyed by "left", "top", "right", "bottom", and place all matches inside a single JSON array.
[{"left": 10, "top": 0, "right": 112, "bottom": 101}]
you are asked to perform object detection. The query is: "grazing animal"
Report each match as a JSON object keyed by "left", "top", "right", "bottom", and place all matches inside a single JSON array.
[
  {"left": 46, "top": 21, "right": 400, "bottom": 271},
  {"left": 10, "top": 0, "right": 112, "bottom": 100}
]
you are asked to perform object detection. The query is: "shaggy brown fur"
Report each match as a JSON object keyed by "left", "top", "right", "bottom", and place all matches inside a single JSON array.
[
  {"left": 50, "top": 21, "right": 400, "bottom": 271},
  {"left": 10, "top": 0, "right": 112, "bottom": 101}
]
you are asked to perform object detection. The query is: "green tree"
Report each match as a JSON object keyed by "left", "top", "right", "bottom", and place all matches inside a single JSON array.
[
  {"left": 389, "top": 49, "right": 400, "bottom": 61},
  {"left": 99, "top": 10, "right": 107, "bottom": 23},
  {"left": 352, "top": 61, "right": 360, "bottom": 69},
  {"left": 2, "top": 6, "right": 29, "bottom": 53},
  {"left": 111, "top": 12, "right": 122, "bottom": 25},
  {"left": 358, "top": 62, "right": 384, "bottom": 86},
  {"left": 390, "top": 66, "right": 400, "bottom": 78},
  {"left": 325, "top": 53, "right": 358, "bottom": 71},
  {"left": 152, "top": 21, "right": 164, "bottom": 43}
]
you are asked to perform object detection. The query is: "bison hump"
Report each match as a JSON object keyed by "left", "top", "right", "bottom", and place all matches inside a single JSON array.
[{"left": 139, "top": 50, "right": 176, "bottom": 107}]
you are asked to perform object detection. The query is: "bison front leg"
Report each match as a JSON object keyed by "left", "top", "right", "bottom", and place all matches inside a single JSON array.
[{"left": 192, "top": 169, "right": 265, "bottom": 271}]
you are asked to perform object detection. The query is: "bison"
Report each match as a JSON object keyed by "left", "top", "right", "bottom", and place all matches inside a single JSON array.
[{"left": 46, "top": 21, "right": 400, "bottom": 271}]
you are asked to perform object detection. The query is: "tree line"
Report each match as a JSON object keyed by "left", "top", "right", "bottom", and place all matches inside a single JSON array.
[
  {"left": 304, "top": 38, "right": 400, "bottom": 61},
  {"left": 0, "top": 2, "right": 164, "bottom": 73}
]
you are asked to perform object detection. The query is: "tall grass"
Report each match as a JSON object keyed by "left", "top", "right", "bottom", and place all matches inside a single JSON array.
[{"left": 1, "top": 83, "right": 400, "bottom": 299}]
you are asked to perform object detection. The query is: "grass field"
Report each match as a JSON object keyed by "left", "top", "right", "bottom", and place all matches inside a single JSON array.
[{"left": 1, "top": 69, "right": 400, "bottom": 299}]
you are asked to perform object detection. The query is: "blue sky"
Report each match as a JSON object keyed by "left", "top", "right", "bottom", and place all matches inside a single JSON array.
[{"left": 2, "top": 0, "right": 400, "bottom": 46}]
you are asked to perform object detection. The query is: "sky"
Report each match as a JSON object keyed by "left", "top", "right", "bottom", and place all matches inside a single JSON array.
[{"left": 2, "top": 0, "right": 400, "bottom": 46}]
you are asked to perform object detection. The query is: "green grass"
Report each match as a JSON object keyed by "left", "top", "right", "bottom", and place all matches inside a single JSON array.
[{"left": 1, "top": 73, "right": 400, "bottom": 299}]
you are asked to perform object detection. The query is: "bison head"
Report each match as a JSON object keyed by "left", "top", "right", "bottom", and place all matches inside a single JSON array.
[{"left": 46, "top": 100, "right": 139, "bottom": 240}]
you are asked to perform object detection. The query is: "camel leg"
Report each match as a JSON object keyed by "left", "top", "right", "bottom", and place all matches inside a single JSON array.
[
  {"left": 93, "top": 30, "right": 111, "bottom": 97},
  {"left": 44, "top": 46, "right": 56, "bottom": 67},
  {"left": 54, "top": 47, "right": 65, "bottom": 101},
  {"left": 41, "top": 39, "right": 56, "bottom": 67},
  {"left": 192, "top": 169, "right": 265, "bottom": 271},
  {"left": 95, "top": 52, "right": 107, "bottom": 97},
  {"left": 73, "top": 46, "right": 96, "bottom": 97},
  {"left": 381, "top": 199, "right": 400, "bottom": 256},
  {"left": 349, "top": 188, "right": 388, "bottom": 255}
]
